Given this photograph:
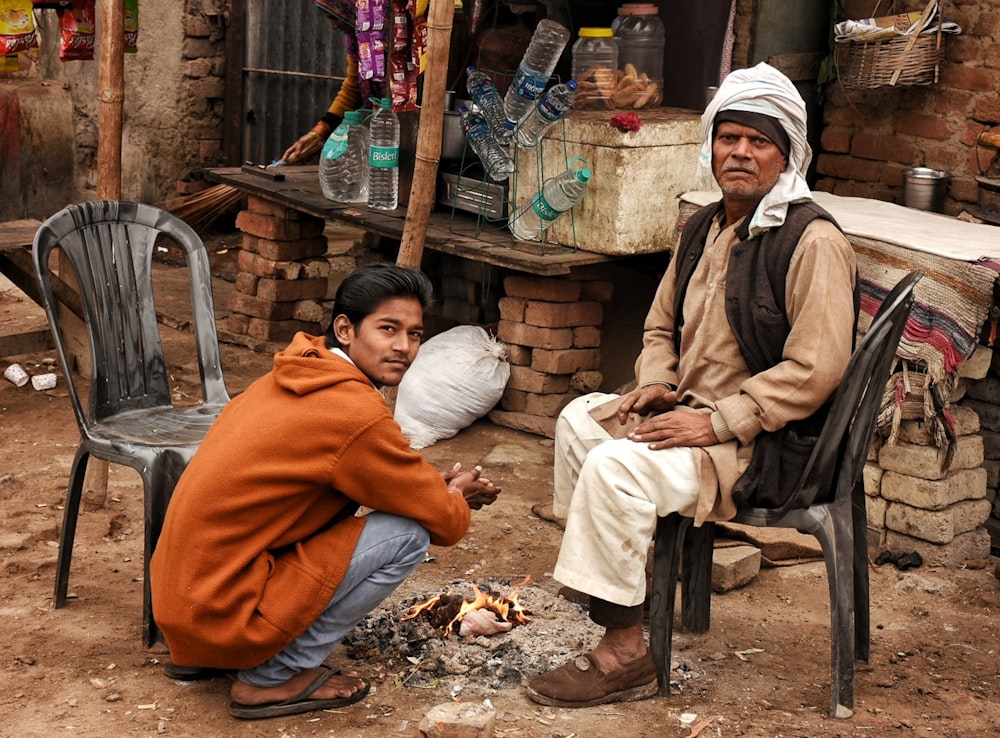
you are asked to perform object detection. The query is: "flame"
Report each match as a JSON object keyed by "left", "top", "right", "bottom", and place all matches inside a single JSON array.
[{"left": 401, "top": 576, "right": 532, "bottom": 636}]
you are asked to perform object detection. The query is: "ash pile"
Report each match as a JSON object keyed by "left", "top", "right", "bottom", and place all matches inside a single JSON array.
[{"left": 342, "top": 578, "right": 604, "bottom": 692}]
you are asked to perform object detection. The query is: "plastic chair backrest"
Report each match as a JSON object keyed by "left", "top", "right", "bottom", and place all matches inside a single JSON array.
[
  {"left": 789, "top": 269, "right": 923, "bottom": 511},
  {"left": 32, "top": 201, "right": 229, "bottom": 432}
]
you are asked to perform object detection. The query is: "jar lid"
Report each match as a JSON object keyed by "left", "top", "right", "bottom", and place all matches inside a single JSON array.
[
  {"left": 579, "top": 27, "right": 614, "bottom": 38},
  {"left": 617, "top": 3, "right": 659, "bottom": 14}
]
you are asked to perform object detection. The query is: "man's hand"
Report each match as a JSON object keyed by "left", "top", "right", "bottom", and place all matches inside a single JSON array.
[
  {"left": 627, "top": 411, "right": 717, "bottom": 450},
  {"left": 444, "top": 464, "right": 502, "bottom": 510},
  {"left": 280, "top": 131, "right": 325, "bottom": 165},
  {"left": 617, "top": 384, "right": 677, "bottom": 423}
]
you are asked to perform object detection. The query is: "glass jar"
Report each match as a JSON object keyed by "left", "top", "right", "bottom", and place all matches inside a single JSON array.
[
  {"left": 612, "top": 3, "right": 665, "bottom": 109},
  {"left": 571, "top": 28, "right": 618, "bottom": 110}
]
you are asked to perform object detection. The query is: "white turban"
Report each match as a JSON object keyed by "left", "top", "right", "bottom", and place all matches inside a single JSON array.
[{"left": 694, "top": 62, "right": 813, "bottom": 237}]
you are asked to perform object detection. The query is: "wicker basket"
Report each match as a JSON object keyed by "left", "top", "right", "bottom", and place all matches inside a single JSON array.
[{"left": 837, "top": 30, "right": 944, "bottom": 89}]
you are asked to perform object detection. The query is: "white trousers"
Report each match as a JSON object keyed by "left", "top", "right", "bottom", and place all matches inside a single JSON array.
[{"left": 552, "top": 393, "right": 701, "bottom": 607}]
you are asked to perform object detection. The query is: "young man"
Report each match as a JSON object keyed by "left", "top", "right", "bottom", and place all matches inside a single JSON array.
[
  {"left": 526, "top": 63, "right": 858, "bottom": 708},
  {"left": 149, "top": 263, "right": 501, "bottom": 720}
]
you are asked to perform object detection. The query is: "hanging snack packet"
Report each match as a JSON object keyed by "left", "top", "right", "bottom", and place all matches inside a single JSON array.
[
  {"left": 57, "top": 0, "right": 95, "bottom": 62},
  {"left": 124, "top": 0, "right": 138, "bottom": 53},
  {"left": 356, "top": 0, "right": 372, "bottom": 31},
  {"left": 0, "top": 0, "right": 39, "bottom": 56}
]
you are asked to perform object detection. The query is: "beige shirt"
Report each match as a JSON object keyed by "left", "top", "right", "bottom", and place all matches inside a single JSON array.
[{"left": 634, "top": 213, "right": 857, "bottom": 523}]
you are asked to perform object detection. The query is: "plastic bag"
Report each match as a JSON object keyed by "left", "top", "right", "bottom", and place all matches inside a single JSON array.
[{"left": 395, "top": 325, "right": 510, "bottom": 450}]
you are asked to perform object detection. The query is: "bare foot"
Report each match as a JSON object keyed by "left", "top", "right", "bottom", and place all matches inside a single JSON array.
[{"left": 231, "top": 667, "right": 364, "bottom": 706}]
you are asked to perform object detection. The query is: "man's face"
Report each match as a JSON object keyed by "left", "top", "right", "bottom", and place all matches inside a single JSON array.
[
  {"left": 334, "top": 296, "right": 424, "bottom": 388},
  {"left": 711, "top": 121, "right": 788, "bottom": 206}
]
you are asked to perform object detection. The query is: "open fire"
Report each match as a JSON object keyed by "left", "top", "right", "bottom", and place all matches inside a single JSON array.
[{"left": 401, "top": 577, "right": 532, "bottom": 637}]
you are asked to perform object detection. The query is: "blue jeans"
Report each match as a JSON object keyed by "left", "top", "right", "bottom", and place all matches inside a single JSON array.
[{"left": 238, "top": 512, "right": 429, "bottom": 687}]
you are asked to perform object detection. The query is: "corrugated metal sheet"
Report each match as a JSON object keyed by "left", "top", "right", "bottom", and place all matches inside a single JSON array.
[{"left": 243, "top": 0, "right": 348, "bottom": 165}]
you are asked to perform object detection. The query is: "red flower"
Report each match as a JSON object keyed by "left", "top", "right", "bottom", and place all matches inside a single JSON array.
[{"left": 610, "top": 112, "right": 642, "bottom": 133}]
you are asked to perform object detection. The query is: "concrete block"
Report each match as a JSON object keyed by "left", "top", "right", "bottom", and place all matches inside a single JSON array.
[
  {"left": 419, "top": 701, "right": 496, "bottom": 738},
  {"left": 898, "top": 405, "right": 980, "bottom": 444},
  {"left": 711, "top": 544, "right": 761, "bottom": 593},
  {"left": 982, "top": 429, "right": 1000, "bottom": 460},
  {"left": 488, "top": 409, "right": 557, "bottom": 439},
  {"left": 881, "top": 468, "right": 987, "bottom": 510},
  {"left": 867, "top": 494, "right": 888, "bottom": 530},
  {"left": 879, "top": 435, "right": 983, "bottom": 479},
  {"left": 963, "top": 400, "right": 1000, "bottom": 433},
  {"left": 958, "top": 345, "right": 992, "bottom": 379},
  {"left": 965, "top": 375, "right": 1000, "bottom": 404},
  {"left": 863, "top": 462, "right": 884, "bottom": 497},
  {"left": 883, "top": 528, "right": 992, "bottom": 567},
  {"left": 885, "top": 499, "right": 992, "bottom": 544}
]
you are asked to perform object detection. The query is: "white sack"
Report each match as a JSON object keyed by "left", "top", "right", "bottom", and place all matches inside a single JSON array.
[{"left": 395, "top": 325, "right": 510, "bottom": 450}]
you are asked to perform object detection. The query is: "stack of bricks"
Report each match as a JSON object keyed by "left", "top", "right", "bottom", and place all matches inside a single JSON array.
[
  {"left": 864, "top": 347, "right": 995, "bottom": 566},
  {"left": 490, "top": 272, "right": 612, "bottom": 438},
  {"left": 226, "top": 196, "right": 331, "bottom": 345},
  {"left": 960, "top": 348, "right": 1000, "bottom": 556}
]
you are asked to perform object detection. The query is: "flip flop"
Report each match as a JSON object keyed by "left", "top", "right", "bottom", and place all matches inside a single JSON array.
[
  {"left": 163, "top": 660, "right": 231, "bottom": 681},
  {"left": 229, "top": 666, "right": 370, "bottom": 720}
]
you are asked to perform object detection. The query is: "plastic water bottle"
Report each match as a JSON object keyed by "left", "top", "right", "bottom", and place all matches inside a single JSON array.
[
  {"left": 515, "top": 80, "right": 579, "bottom": 149},
  {"left": 367, "top": 97, "right": 400, "bottom": 210},
  {"left": 502, "top": 19, "right": 571, "bottom": 125},
  {"left": 458, "top": 106, "right": 515, "bottom": 182},
  {"left": 465, "top": 66, "right": 513, "bottom": 144},
  {"left": 510, "top": 158, "right": 592, "bottom": 241},
  {"left": 319, "top": 110, "right": 370, "bottom": 203}
]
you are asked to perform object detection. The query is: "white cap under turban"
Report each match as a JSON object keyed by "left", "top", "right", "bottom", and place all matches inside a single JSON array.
[{"left": 694, "top": 62, "right": 813, "bottom": 237}]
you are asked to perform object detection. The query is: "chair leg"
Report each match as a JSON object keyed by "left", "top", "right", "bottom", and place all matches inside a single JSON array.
[
  {"left": 680, "top": 521, "right": 715, "bottom": 633},
  {"left": 811, "top": 508, "right": 856, "bottom": 718},
  {"left": 141, "top": 451, "right": 187, "bottom": 648},
  {"left": 851, "top": 481, "right": 871, "bottom": 663},
  {"left": 53, "top": 447, "right": 90, "bottom": 609},
  {"left": 649, "top": 513, "right": 688, "bottom": 696}
]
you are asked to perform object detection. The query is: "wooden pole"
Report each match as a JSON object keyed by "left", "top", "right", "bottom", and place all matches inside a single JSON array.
[
  {"left": 397, "top": 0, "right": 454, "bottom": 268},
  {"left": 85, "top": 0, "right": 126, "bottom": 505}
]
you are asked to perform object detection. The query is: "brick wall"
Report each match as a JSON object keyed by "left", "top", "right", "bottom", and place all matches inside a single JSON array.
[{"left": 817, "top": 0, "right": 1000, "bottom": 214}]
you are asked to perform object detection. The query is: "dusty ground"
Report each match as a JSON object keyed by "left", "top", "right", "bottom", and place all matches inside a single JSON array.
[{"left": 2, "top": 240, "right": 1000, "bottom": 738}]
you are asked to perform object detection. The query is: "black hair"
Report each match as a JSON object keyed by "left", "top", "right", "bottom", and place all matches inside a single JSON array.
[{"left": 325, "top": 262, "right": 434, "bottom": 349}]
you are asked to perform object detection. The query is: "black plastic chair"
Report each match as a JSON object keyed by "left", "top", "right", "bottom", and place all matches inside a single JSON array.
[
  {"left": 648, "top": 269, "right": 923, "bottom": 719},
  {"left": 32, "top": 201, "right": 230, "bottom": 647}
]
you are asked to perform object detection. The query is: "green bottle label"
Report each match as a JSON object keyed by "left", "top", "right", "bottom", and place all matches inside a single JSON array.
[
  {"left": 531, "top": 193, "right": 562, "bottom": 222},
  {"left": 369, "top": 146, "right": 399, "bottom": 168},
  {"left": 322, "top": 128, "right": 349, "bottom": 160}
]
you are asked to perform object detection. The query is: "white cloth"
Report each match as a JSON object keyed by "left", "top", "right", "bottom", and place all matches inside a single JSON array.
[
  {"left": 552, "top": 393, "right": 700, "bottom": 607},
  {"left": 694, "top": 62, "right": 813, "bottom": 238}
]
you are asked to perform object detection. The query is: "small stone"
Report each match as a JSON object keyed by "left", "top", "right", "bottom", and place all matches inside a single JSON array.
[{"left": 418, "top": 701, "right": 496, "bottom": 738}]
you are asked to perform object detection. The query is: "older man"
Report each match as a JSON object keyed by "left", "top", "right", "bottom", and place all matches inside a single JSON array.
[{"left": 526, "top": 63, "right": 858, "bottom": 708}]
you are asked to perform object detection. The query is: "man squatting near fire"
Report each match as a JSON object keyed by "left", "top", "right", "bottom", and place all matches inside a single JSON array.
[
  {"left": 149, "top": 263, "right": 501, "bottom": 720},
  {"left": 526, "top": 62, "right": 859, "bottom": 707}
]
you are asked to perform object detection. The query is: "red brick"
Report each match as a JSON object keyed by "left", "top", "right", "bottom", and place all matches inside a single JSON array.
[
  {"left": 256, "top": 277, "right": 329, "bottom": 303},
  {"left": 233, "top": 272, "right": 259, "bottom": 295},
  {"left": 247, "top": 317, "right": 320, "bottom": 343},
  {"left": 820, "top": 126, "right": 852, "bottom": 154},
  {"left": 504, "top": 275, "right": 581, "bottom": 302},
  {"left": 242, "top": 234, "right": 329, "bottom": 261},
  {"left": 850, "top": 133, "right": 916, "bottom": 164},
  {"left": 579, "top": 279, "right": 614, "bottom": 303},
  {"left": 505, "top": 344, "right": 532, "bottom": 366},
  {"left": 498, "top": 296, "right": 527, "bottom": 322},
  {"left": 573, "top": 325, "right": 601, "bottom": 348},
  {"left": 974, "top": 97, "right": 1000, "bottom": 122},
  {"left": 237, "top": 250, "right": 304, "bottom": 279},
  {"left": 500, "top": 387, "right": 529, "bottom": 412},
  {"left": 891, "top": 112, "right": 953, "bottom": 141},
  {"left": 532, "top": 348, "right": 601, "bottom": 374},
  {"left": 497, "top": 320, "right": 572, "bottom": 350},
  {"left": 488, "top": 408, "right": 556, "bottom": 439},
  {"left": 524, "top": 300, "right": 602, "bottom": 328},
  {"left": 229, "top": 292, "right": 296, "bottom": 320},
  {"left": 524, "top": 391, "right": 577, "bottom": 418},
  {"left": 247, "top": 196, "right": 306, "bottom": 220},
  {"left": 939, "top": 64, "right": 997, "bottom": 93},
  {"left": 506, "top": 366, "right": 571, "bottom": 394},
  {"left": 236, "top": 210, "right": 326, "bottom": 241}
]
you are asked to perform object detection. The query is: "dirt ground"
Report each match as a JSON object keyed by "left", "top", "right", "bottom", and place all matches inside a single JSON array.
[{"left": 2, "top": 242, "right": 999, "bottom": 738}]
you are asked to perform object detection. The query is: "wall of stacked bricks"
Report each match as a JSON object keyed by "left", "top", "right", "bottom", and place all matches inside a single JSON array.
[
  {"left": 863, "top": 346, "right": 997, "bottom": 565},
  {"left": 815, "top": 0, "right": 1000, "bottom": 214}
]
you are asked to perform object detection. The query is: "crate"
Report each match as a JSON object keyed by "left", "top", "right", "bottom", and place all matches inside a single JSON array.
[{"left": 511, "top": 107, "right": 703, "bottom": 255}]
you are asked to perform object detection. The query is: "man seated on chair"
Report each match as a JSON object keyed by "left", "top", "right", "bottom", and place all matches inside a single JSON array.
[
  {"left": 149, "top": 263, "right": 501, "bottom": 720},
  {"left": 526, "top": 62, "right": 858, "bottom": 708}
]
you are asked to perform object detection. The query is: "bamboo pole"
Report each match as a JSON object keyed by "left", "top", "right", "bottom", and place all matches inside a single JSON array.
[
  {"left": 397, "top": 0, "right": 455, "bottom": 268},
  {"left": 85, "top": 0, "right": 126, "bottom": 505}
]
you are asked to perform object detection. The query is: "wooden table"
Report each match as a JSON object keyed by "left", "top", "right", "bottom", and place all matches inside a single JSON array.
[
  {"left": 0, "top": 219, "right": 52, "bottom": 356},
  {"left": 206, "top": 166, "right": 623, "bottom": 277}
]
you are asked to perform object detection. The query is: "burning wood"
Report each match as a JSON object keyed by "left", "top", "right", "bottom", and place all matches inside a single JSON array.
[{"left": 402, "top": 577, "right": 531, "bottom": 637}]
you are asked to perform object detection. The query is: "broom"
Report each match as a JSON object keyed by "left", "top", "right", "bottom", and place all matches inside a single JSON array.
[{"left": 159, "top": 183, "right": 246, "bottom": 233}]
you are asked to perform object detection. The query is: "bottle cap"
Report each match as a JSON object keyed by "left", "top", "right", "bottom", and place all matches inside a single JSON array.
[
  {"left": 344, "top": 110, "right": 364, "bottom": 124},
  {"left": 579, "top": 27, "right": 614, "bottom": 38},
  {"left": 379, "top": 97, "right": 391, "bottom": 109},
  {"left": 566, "top": 80, "right": 579, "bottom": 90},
  {"left": 575, "top": 168, "right": 593, "bottom": 184},
  {"left": 617, "top": 3, "right": 659, "bottom": 14}
]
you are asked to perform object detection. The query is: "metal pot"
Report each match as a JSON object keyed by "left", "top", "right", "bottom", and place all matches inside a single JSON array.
[
  {"left": 441, "top": 99, "right": 475, "bottom": 162},
  {"left": 977, "top": 175, "right": 1000, "bottom": 216}
]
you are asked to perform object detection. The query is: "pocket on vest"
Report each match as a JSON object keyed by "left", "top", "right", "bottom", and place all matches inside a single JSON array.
[{"left": 732, "top": 428, "right": 817, "bottom": 509}]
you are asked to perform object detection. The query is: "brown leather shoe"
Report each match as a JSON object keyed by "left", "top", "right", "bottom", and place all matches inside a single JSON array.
[{"left": 525, "top": 651, "right": 659, "bottom": 708}]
